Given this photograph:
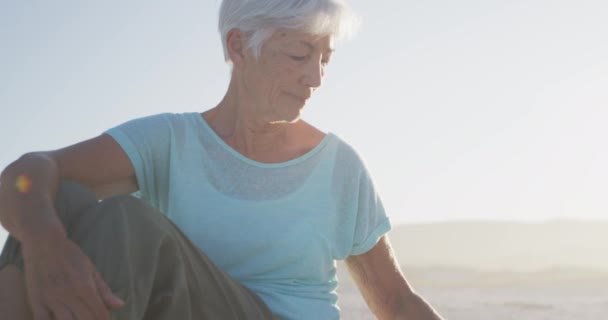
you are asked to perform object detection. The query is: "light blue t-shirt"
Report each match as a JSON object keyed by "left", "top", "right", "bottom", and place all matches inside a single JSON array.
[{"left": 105, "top": 112, "right": 391, "bottom": 319}]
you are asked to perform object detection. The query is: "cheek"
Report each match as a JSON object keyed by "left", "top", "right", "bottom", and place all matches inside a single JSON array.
[
  {"left": 261, "top": 53, "right": 300, "bottom": 80},
  {"left": 259, "top": 59, "right": 300, "bottom": 99}
]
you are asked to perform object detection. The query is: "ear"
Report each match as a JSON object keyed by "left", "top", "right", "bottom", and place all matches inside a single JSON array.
[{"left": 226, "top": 29, "right": 247, "bottom": 66}]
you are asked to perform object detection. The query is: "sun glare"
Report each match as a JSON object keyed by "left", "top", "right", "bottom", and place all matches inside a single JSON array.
[{"left": 15, "top": 174, "right": 32, "bottom": 194}]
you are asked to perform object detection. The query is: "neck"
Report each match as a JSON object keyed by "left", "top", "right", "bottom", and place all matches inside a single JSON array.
[{"left": 203, "top": 79, "right": 294, "bottom": 158}]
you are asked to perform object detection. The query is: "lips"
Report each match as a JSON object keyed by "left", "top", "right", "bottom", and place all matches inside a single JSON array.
[{"left": 286, "top": 92, "right": 310, "bottom": 102}]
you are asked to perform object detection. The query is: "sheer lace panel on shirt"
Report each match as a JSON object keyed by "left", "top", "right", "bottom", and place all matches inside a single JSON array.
[
  {"left": 331, "top": 142, "right": 361, "bottom": 215},
  {"left": 198, "top": 131, "right": 326, "bottom": 201}
]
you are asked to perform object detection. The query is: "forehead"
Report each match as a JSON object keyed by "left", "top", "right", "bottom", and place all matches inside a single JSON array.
[{"left": 268, "top": 30, "right": 334, "bottom": 52}]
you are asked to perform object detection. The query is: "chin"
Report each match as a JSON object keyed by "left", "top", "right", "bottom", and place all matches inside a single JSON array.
[
  {"left": 268, "top": 102, "right": 304, "bottom": 124},
  {"left": 286, "top": 106, "right": 304, "bottom": 123},
  {"left": 267, "top": 109, "right": 302, "bottom": 124},
  {"left": 286, "top": 114, "right": 302, "bottom": 123},
  {"left": 269, "top": 115, "right": 301, "bottom": 124}
]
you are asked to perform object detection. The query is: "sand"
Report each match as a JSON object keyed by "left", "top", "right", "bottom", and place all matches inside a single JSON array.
[{"left": 336, "top": 263, "right": 608, "bottom": 319}]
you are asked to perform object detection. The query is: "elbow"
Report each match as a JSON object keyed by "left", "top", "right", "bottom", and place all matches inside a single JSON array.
[
  {"left": 0, "top": 152, "right": 58, "bottom": 193},
  {"left": 371, "top": 290, "right": 413, "bottom": 320},
  {"left": 3, "top": 152, "right": 52, "bottom": 170},
  {"left": 2, "top": 152, "right": 49, "bottom": 179},
  {"left": 385, "top": 292, "right": 415, "bottom": 320},
  {"left": 387, "top": 292, "right": 443, "bottom": 320},
  {"left": 16, "top": 151, "right": 55, "bottom": 164},
  {"left": 11, "top": 152, "right": 56, "bottom": 172},
  {"left": 0, "top": 152, "right": 58, "bottom": 227}
]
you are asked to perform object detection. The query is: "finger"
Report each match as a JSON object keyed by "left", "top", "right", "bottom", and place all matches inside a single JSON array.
[
  {"left": 94, "top": 271, "right": 125, "bottom": 309},
  {"left": 28, "top": 296, "right": 53, "bottom": 320},
  {"left": 65, "top": 297, "right": 97, "bottom": 320},
  {"left": 79, "top": 286, "right": 111, "bottom": 320},
  {"left": 25, "top": 277, "right": 50, "bottom": 320},
  {"left": 49, "top": 304, "right": 75, "bottom": 320}
]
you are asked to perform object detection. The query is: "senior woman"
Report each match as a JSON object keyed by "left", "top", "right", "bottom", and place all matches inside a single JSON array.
[{"left": 0, "top": 0, "right": 443, "bottom": 319}]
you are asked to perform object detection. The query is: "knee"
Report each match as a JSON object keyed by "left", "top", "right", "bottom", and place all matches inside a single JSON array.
[
  {"left": 54, "top": 180, "right": 98, "bottom": 224},
  {"left": 56, "top": 180, "right": 97, "bottom": 204},
  {"left": 97, "top": 194, "right": 152, "bottom": 219},
  {"left": 63, "top": 194, "right": 171, "bottom": 246},
  {"left": 59, "top": 194, "right": 139, "bottom": 237},
  {"left": 93, "top": 195, "right": 166, "bottom": 230},
  {"left": 64, "top": 195, "right": 167, "bottom": 250}
]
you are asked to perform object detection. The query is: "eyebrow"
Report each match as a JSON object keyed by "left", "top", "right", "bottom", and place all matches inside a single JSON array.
[{"left": 298, "top": 40, "right": 335, "bottom": 54}]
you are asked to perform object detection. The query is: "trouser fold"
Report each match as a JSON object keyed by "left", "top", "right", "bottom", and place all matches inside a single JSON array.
[{"left": 0, "top": 181, "right": 276, "bottom": 320}]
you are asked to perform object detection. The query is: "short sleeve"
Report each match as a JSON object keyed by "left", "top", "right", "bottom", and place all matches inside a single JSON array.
[
  {"left": 103, "top": 113, "right": 173, "bottom": 208},
  {"left": 331, "top": 141, "right": 392, "bottom": 258},
  {"left": 349, "top": 168, "right": 392, "bottom": 255}
]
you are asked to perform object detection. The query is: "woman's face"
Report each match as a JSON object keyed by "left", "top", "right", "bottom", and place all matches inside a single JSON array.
[{"left": 238, "top": 30, "right": 334, "bottom": 123}]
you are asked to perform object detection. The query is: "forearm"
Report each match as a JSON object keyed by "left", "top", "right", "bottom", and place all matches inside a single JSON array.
[
  {"left": 0, "top": 152, "right": 66, "bottom": 245},
  {"left": 392, "top": 292, "right": 443, "bottom": 320}
]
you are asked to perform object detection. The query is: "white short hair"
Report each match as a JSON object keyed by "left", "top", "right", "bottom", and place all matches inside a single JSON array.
[{"left": 218, "top": 0, "right": 360, "bottom": 62}]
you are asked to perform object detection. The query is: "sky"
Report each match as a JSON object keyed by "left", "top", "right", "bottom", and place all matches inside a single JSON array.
[{"left": 1, "top": 0, "right": 607, "bottom": 243}]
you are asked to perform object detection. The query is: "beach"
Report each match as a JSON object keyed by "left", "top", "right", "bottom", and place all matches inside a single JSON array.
[
  {"left": 4, "top": 219, "right": 608, "bottom": 319},
  {"left": 336, "top": 263, "right": 608, "bottom": 319}
]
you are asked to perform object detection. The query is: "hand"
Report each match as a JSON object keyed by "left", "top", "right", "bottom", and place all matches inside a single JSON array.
[{"left": 21, "top": 235, "right": 124, "bottom": 320}]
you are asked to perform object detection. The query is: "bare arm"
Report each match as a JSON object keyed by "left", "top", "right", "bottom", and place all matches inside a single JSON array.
[
  {"left": 0, "top": 133, "right": 136, "bottom": 242},
  {"left": 345, "top": 235, "right": 444, "bottom": 320},
  {"left": 0, "top": 133, "right": 136, "bottom": 320}
]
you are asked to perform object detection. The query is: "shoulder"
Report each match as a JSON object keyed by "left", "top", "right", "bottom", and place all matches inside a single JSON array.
[
  {"left": 330, "top": 134, "right": 368, "bottom": 172},
  {"left": 137, "top": 112, "right": 199, "bottom": 127},
  {"left": 325, "top": 134, "right": 376, "bottom": 199},
  {"left": 104, "top": 112, "right": 204, "bottom": 154},
  {"left": 110, "top": 112, "right": 201, "bottom": 135},
  {"left": 121, "top": 112, "right": 198, "bottom": 125}
]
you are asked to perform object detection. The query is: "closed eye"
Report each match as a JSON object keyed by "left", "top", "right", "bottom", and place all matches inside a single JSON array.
[{"left": 289, "top": 55, "right": 307, "bottom": 61}]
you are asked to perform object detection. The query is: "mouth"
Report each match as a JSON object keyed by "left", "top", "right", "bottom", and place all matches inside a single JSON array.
[{"left": 285, "top": 92, "right": 310, "bottom": 103}]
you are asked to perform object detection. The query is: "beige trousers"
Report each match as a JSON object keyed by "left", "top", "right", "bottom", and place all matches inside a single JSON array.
[{"left": 0, "top": 181, "right": 277, "bottom": 320}]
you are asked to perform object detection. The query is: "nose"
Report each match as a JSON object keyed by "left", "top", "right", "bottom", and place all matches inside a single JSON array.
[{"left": 301, "top": 58, "right": 324, "bottom": 89}]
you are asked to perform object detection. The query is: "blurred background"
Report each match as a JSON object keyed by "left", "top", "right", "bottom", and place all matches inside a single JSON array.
[{"left": 1, "top": 1, "right": 607, "bottom": 318}]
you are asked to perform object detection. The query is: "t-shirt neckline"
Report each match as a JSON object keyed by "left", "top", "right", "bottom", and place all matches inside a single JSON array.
[{"left": 192, "top": 112, "right": 333, "bottom": 169}]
